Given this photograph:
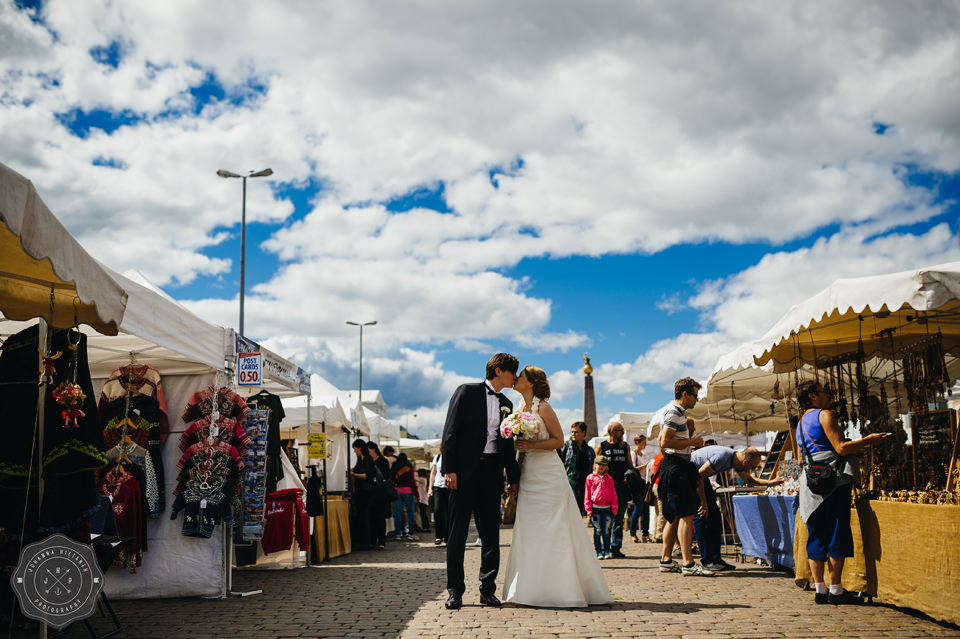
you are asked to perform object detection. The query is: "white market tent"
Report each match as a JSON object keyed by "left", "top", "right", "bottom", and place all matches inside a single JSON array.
[
  {"left": 282, "top": 382, "right": 355, "bottom": 493},
  {"left": 744, "top": 261, "right": 960, "bottom": 371},
  {"left": 84, "top": 270, "right": 311, "bottom": 600},
  {"left": 362, "top": 406, "right": 402, "bottom": 443},
  {"left": 707, "top": 263, "right": 960, "bottom": 427}
]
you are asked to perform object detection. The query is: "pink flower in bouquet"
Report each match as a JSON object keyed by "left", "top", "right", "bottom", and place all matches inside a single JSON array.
[{"left": 499, "top": 412, "right": 541, "bottom": 450}]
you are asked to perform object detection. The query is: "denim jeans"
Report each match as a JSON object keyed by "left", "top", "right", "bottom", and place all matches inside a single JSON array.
[
  {"left": 693, "top": 479, "right": 722, "bottom": 564},
  {"left": 591, "top": 507, "right": 613, "bottom": 554},
  {"left": 629, "top": 498, "right": 650, "bottom": 537},
  {"left": 394, "top": 492, "right": 416, "bottom": 535}
]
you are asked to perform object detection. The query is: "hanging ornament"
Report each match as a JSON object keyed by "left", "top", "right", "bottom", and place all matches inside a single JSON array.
[{"left": 52, "top": 382, "right": 86, "bottom": 428}]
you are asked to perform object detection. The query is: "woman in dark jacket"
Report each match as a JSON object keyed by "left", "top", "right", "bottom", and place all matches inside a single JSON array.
[
  {"left": 366, "top": 441, "right": 391, "bottom": 549},
  {"left": 349, "top": 439, "right": 375, "bottom": 550},
  {"left": 391, "top": 453, "right": 419, "bottom": 539}
]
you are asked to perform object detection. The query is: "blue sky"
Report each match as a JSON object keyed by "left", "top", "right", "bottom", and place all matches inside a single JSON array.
[{"left": 2, "top": 1, "right": 959, "bottom": 437}]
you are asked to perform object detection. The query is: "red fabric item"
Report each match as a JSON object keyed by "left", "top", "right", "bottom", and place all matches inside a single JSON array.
[
  {"left": 98, "top": 471, "right": 143, "bottom": 573},
  {"left": 652, "top": 452, "right": 664, "bottom": 485},
  {"left": 261, "top": 489, "right": 309, "bottom": 555}
]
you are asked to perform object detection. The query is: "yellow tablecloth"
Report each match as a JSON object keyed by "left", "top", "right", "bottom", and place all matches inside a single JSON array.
[
  {"left": 314, "top": 495, "right": 351, "bottom": 560},
  {"left": 794, "top": 500, "right": 960, "bottom": 625}
]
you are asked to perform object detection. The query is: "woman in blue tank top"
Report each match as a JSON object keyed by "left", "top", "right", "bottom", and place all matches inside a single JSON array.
[{"left": 795, "top": 380, "right": 890, "bottom": 606}]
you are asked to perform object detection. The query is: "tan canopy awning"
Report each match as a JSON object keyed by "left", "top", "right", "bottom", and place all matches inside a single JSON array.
[{"left": 0, "top": 162, "right": 127, "bottom": 334}]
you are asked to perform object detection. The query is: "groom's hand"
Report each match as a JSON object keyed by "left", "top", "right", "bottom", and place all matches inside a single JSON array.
[
  {"left": 506, "top": 483, "right": 518, "bottom": 497},
  {"left": 445, "top": 473, "right": 458, "bottom": 491}
]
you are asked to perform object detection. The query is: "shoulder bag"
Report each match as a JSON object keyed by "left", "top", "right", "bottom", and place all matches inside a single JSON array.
[{"left": 798, "top": 415, "right": 839, "bottom": 496}]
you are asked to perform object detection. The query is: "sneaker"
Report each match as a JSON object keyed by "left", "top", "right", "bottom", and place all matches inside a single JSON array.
[
  {"left": 702, "top": 561, "right": 735, "bottom": 572},
  {"left": 658, "top": 560, "right": 681, "bottom": 573},
  {"left": 672, "top": 546, "right": 683, "bottom": 558},
  {"left": 597, "top": 552, "right": 605, "bottom": 560},
  {"left": 602, "top": 552, "right": 611, "bottom": 560},
  {"left": 681, "top": 563, "right": 716, "bottom": 577},
  {"left": 609, "top": 550, "right": 626, "bottom": 559}
]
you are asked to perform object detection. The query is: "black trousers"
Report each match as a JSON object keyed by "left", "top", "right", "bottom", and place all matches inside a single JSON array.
[
  {"left": 351, "top": 497, "right": 371, "bottom": 551},
  {"left": 446, "top": 458, "right": 503, "bottom": 597},
  {"left": 611, "top": 482, "right": 629, "bottom": 551},
  {"left": 433, "top": 486, "right": 450, "bottom": 541},
  {"left": 370, "top": 500, "right": 387, "bottom": 547}
]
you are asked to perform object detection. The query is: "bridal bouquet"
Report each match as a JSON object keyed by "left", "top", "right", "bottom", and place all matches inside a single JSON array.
[{"left": 500, "top": 412, "right": 541, "bottom": 451}]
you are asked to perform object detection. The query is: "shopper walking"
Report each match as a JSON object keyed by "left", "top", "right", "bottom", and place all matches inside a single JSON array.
[
  {"left": 428, "top": 453, "right": 449, "bottom": 545},
  {"left": 366, "top": 441, "right": 391, "bottom": 549},
  {"left": 392, "top": 453, "right": 420, "bottom": 539}
]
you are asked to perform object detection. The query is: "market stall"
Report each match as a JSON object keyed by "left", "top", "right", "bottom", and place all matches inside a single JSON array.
[
  {"left": 1, "top": 161, "right": 129, "bottom": 630},
  {"left": 719, "top": 262, "right": 960, "bottom": 625},
  {"left": 2, "top": 161, "right": 313, "bottom": 601},
  {"left": 75, "top": 272, "right": 312, "bottom": 599},
  {"left": 282, "top": 384, "right": 355, "bottom": 560}
]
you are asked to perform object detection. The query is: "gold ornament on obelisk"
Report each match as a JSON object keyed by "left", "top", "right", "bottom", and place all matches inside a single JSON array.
[{"left": 583, "top": 353, "right": 593, "bottom": 376}]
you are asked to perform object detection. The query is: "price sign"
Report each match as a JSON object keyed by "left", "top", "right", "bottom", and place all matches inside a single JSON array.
[
  {"left": 237, "top": 352, "right": 262, "bottom": 386},
  {"left": 308, "top": 433, "right": 327, "bottom": 459}
]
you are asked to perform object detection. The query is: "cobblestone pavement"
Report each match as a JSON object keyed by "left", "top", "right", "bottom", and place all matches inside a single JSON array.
[{"left": 27, "top": 525, "right": 960, "bottom": 639}]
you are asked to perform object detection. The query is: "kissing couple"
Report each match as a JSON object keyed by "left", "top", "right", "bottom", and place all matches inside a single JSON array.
[{"left": 440, "top": 353, "right": 611, "bottom": 609}]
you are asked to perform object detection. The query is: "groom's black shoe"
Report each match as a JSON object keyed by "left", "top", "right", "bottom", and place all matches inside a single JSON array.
[
  {"left": 478, "top": 593, "right": 502, "bottom": 607},
  {"left": 445, "top": 593, "right": 462, "bottom": 610}
]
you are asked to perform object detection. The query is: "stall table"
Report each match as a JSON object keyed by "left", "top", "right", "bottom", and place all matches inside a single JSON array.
[
  {"left": 313, "top": 495, "right": 351, "bottom": 560},
  {"left": 794, "top": 500, "right": 960, "bottom": 626},
  {"left": 731, "top": 494, "right": 796, "bottom": 569}
]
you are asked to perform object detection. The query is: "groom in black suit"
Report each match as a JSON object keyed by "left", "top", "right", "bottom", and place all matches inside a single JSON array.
[{"left": 441, "top": 353, "right": 521, "bottom": 609}]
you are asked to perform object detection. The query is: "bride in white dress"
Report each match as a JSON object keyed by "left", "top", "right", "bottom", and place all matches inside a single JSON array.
[{"left": 502, "top": 366, "right": 612, "bottom": 607}]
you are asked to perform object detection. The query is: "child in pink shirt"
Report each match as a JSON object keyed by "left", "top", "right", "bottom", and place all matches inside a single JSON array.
[{"left": 584, "top": 457, "right": 618, "bottom": 559}]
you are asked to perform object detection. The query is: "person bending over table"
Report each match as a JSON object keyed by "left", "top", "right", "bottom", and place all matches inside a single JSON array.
[{"left": 690, "top": 446, "right": 784, "bottom": 571}]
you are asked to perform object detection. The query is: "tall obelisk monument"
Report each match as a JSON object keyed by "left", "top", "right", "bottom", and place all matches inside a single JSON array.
[{"left": 583, "top": 353, "right": 598, "bottom": 440}]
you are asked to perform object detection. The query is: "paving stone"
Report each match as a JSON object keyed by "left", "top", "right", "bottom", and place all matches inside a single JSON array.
[{"left": 12, "top": 525, "right": 956, "bottom": 639}]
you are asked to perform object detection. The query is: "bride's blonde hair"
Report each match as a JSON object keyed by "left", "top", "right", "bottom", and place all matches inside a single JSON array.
[{"left": 523, "top": 366, "right": 551, "bottom": 400}]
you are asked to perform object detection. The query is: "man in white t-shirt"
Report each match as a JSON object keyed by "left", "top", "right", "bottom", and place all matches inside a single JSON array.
[{"left": 428, "top": 453, "right": 448, "bottom": 545}]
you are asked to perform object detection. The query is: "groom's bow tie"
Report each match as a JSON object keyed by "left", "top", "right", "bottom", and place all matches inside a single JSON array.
[{"left": 487, "top": 388, "right": 504, "bottom": 399}]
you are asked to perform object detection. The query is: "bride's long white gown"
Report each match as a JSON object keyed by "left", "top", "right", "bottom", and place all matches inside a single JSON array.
[{"left": 502, "top": 400, "right": 612, "bottom": 607}]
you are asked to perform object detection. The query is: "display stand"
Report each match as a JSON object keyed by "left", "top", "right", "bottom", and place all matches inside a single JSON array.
[{"left": 758, "top": 429, "right": 794, "bottom": 481}]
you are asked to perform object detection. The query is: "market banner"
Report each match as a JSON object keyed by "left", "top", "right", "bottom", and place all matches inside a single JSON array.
[{"left": 234, "top": 333, "right": 311, "bottom": 394}]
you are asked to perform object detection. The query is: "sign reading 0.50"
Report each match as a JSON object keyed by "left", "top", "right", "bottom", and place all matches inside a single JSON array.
[{"left": 237, "top": 352, "right": 262, "bottom": 386}]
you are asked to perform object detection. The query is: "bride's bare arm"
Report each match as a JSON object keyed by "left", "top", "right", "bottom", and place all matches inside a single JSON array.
[{"left": 516, "top": 402, "right": 565, "bottom": 451}]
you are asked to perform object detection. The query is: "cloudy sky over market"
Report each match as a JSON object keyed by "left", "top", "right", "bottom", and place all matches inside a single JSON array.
[{"left": 3, "top": 1, "right": 959, "bottom": 437}]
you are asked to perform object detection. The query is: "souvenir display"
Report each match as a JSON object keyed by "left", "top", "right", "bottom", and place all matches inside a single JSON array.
[{"left": 240, "top": 409, "right": 269, "bottom": 541}]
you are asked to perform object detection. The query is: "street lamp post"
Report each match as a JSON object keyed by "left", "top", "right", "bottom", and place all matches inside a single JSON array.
[
  {"left": 346, "top": 320, "right": 377, "bottom": 415},
  {"left": 217, "top": 167, "right": 274, "bottom": 336}
]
